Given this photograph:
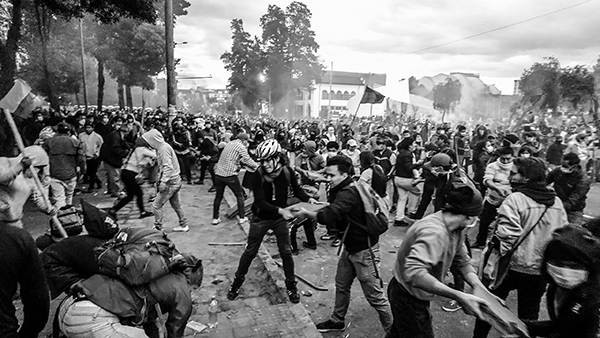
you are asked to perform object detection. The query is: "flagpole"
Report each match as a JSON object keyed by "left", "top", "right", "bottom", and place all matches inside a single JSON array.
[{"left": 350, "top": 102, "right": 361, "bottom": 129}]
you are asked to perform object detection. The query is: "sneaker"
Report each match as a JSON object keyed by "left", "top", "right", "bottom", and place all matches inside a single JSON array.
[
  {"left": 139, "top": 211, "right": 153, "bottom": 219},
  {"left": 152, "top": 225, "right": 163, "bottom": 231},
  {"left": 172, "top": 225, "right": 190, "bottom": 232},
  {"left": 302, "top": 241, "right": 317, "bottom": 250},
  {"left": 208, "top": 186, "right": 216, "bottom": 192},
  {"left": 212, "top": 218, "right": 221, "bottom": 225},
  {"left": 320, "top": 234, "right": 335, "bottom": 240},
  {"left": 331, "top": 239, "right": 341, "bottom": 247},
  {"left": 227, "top": 279, "right": 243, "bottom": 300},
  {"left": 291, "top": 248, "right": 299, "bottom": 256},
  {"left": 442, "top": 300, "right": 463, "bottom": 312},
  {"left": 394, "top": 220, "right": 410, "bottom": 227},
  {"left": 107, "top": 209, "right": 118, "bottom": 220},
  {"left": 316, "top": 319, "right": 345, "bottom": 333},
  {"left": 239, "top": 217, "right": 249, "bottom": 225},
  {"left": 286, "top": 282, "right": 300, "bottom": 304},
  {"left": 195, "top": 180, "right": 204, "bottom": 185}
]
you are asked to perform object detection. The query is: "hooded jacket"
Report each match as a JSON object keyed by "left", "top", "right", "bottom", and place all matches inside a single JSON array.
[
  {"left": 547, "top": 166, "right": 590, "bottom": 212},
  {"left": 495, "top": 183, "right": 568, "bottom": 275},
  {"left": 142, "top": 129, "right": 180, "bottom": 184}
]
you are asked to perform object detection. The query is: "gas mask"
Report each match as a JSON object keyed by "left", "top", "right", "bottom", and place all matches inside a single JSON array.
[{"left": 546, "top": 262, "right": 588, "bottom": 289}]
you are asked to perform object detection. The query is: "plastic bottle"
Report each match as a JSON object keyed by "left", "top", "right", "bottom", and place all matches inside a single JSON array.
[{"left": 208, "top": 295, "right": 218, "bottom": 329}]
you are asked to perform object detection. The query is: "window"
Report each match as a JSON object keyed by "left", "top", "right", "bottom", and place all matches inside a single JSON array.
[
  {"left": 336, "top": 91, "right": 342, "bottom": 100},
  {"left": 350, "top": 91, "right": 356, "bottom": 97},
  {"left": 342, "top": 91, "right": 350, "bottom": 100},
  {"left": 330, "top": 90, "right": 335, "bottom": 99},
  {"left": 322, "top": 90, "right": 328, "bottom": 100}
]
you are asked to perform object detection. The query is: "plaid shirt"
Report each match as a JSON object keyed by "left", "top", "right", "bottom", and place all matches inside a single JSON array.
[{"left": 215, "top": 140, "right": 258, "bottom": 177}]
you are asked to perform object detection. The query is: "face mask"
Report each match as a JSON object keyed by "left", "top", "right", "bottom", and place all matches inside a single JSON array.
[
  {"left": 486, "top": 145, "right": 494, "bottom": 153},
  {"left": 37, "top": 116, "right": 44, "bottom": 122},
  {"left": 521, "top": 153, "right": 531, "bottom": 158},
  {"left": 547, "top": 263, "right": 588, "bottom": 289}
]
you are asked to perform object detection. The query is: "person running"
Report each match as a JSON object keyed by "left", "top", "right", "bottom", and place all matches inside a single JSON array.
[{"left": 227, "top": 140, "right": 316, "bottom": 304}]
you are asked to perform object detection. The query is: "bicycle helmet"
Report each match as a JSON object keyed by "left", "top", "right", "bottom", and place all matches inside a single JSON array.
[
  {"left": 430, "top": 153, "right": 452, "bottom": 168},
  {"left": 256, "top": 139, "right": 281, "bottom": 160}
]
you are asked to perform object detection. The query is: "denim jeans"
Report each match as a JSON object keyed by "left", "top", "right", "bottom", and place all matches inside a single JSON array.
[
  {"left": 104, "top": 162, "right": 121, "bottom": 195},
  {"left": 85, "top": 157, "right": 102, "bottom": 189},
  {"left": 152, "top": 176, "right": 187, "bottom": 228},
  {"left": 59, "top": 296, "right": 148, "bottom": 338},
  {"left": 50, "top": 177, "right": 77, "bottom": 208},
  {"left": 213, "top": 174, "right": 245, "bottom": 219},
  {"left": 330, "top": 245, "right": 393, "bottom": 332},
  {"left": 234, "top": 217, "right": 295, "bottom": 284},
  {"left": 388, "top": 277, "right": 433, "bottom": 338},
  {"left": 393, "top": 177, "right": 420, "bottom": 221},
  {"left": 290, "top": 219, "right": 316, "bottom": 250},
  {"left": 472, "top": 270, "right": 547, "bottom": 338},
  {"left": 113, "top": 169, "right": 145, "bottom": 214}
]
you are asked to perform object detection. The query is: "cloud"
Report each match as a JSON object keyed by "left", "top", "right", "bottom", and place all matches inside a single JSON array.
[{"left": 175, "top": 0, "right": 600, "bottom": 93}]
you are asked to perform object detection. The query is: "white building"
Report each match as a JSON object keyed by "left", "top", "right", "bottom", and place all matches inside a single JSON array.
[{"left": 293, "top": 71, "right": 386, "bottom": 118}]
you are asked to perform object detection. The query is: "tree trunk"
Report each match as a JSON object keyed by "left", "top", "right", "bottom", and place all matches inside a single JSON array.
[
  {"left": 34, "top": 3, "right": 59, "bottom": 111},
  {"left": 97, "top": 59, "right": 105, "bottom": 110},
  {"left": 126, "top": 85, "right": 133, "bottom": 111},
  {"left": 0, "top": 0, "right": 23, "bottom": 98},
  {"left": 117, "top": 82, "right": 125, "bottom": 109}
]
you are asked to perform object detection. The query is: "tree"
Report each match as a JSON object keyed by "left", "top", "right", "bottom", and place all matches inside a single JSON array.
[
  {"left": 519, "top": 56, "right": 561, "bottom": 113},
  {"left": 559, "top": 65, "right": 595, "bottom": 111},
  {"left": 260, "top": 1, "right": 323, "bottom": 117},
  {"left": 0, "top": 0, "right": 161, "bottom": 101},
  {"left": 104, "top": 20, "right": 166, "bottom": 110},
  {"left": 220, "top": 19, "right": 264, "bottom": 113},
  {"left": 433, "top": 78, "right": 462, "bottom": 123}
]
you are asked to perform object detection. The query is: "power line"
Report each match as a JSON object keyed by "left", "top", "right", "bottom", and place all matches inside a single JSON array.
[{"left": 403, "top": 0, "right": 595, "bottom": 56}]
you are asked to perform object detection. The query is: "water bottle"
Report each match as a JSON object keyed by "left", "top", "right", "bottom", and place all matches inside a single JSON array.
[{"left": 208, "top": 295, "right": 218, "bottom": 329}]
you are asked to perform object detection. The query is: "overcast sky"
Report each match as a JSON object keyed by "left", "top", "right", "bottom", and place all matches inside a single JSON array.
[{"left": 173, "top": 0, "right": 600, "bottom": 95}]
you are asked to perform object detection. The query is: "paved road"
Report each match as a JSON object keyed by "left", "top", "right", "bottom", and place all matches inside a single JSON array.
[{"left": 20, "top": 181, "right": 600, "bottom": 338}]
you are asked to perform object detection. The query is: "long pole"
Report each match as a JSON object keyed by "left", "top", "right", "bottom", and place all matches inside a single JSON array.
[
  {"left": 3, "top": 109, "right": 68, "bottom": 238},
  {"left": 165, "top": 0, "right": 176, "bottom": 107},
  {"left": 79, "top": 19, "right": 88, "bottom": 112}
]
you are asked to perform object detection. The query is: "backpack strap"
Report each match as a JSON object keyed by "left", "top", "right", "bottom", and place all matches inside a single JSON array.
[{"left": 509, "top": 206, "right": 549, "bottom": 254}]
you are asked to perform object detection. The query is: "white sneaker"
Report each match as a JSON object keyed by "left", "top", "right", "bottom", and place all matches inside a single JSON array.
[
  {"left": 212, "top": 218, "right": 221, "bottom": 225},
  {"left": 172, "top": 225, "right": 189, "bottom": 232},
  {"left": 239, "top": 217, "right": 249, "bottom": 225}
]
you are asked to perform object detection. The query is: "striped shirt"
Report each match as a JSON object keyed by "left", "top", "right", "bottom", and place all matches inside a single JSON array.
[{"left": 215, "top": 140, "right": 258, "bottom": 177}]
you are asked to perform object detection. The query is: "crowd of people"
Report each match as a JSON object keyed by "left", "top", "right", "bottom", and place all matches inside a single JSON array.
[{"left": 2, "top": 104, "right": 600, "bottom": 338}]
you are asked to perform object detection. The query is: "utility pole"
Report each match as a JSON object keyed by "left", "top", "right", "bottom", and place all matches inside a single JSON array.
[
  {"left": 79, "top": 19, "right": 88, "bottom": 112},
  {"left": 165, "top": 0, "right": 176, "bottom": 107},
  {"left": 328, "top": 62, "right": 333, "bottom": 119}
]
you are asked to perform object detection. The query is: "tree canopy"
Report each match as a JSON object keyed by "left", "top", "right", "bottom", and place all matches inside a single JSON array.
[{"left": 433, "top": 78, "right": 462, "bottom": 123}]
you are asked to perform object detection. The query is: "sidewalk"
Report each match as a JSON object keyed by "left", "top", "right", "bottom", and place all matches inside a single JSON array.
[{"left": 102, "top": 183, "right": 322, "bottom": 338}]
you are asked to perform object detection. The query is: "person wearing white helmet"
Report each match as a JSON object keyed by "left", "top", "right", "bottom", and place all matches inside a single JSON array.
[{"left": 227, "top": 139, "right": 317, "bottom": 304}]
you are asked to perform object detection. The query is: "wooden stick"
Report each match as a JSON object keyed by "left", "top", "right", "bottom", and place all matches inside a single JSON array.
[
  {"left": 208, "top": 242, "right": 245, "bottom": 246},
  {"left": 274, "top": 260, "right": 328, "bottom": 291},
  {"left": 3, "top": 109, "right": 68, "bottom": 238}
]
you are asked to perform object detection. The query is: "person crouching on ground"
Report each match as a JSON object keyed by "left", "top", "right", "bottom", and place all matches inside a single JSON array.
[
  {"left": 292, "top": 155, "right": 393, "bottom": 335},
  {"left": 227, "top": 139, "right": 316, "bottom": 303},
  {"left": 388, "top": 180, "right": 489, "bottom": 338}
]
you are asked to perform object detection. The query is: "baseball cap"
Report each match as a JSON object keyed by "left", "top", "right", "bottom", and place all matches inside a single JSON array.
[{"left": 347, "top": 139, "right": 358, "bottom": 147}]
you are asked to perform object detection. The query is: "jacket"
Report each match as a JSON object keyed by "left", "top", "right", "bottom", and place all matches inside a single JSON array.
[
  {"left": 316, "top": 177, "right": 377, "bottom": 253},
  {"left": 79, "top": 273, "right": 192, "bottom": 338},
  {"left": 547, "top": 166, "right": 590, "bottom": 212},
  {"left": 251, "top": 166, "right": 309, "bottom": 220},
  {"left": 41, "top": 235, "right": 106, "bottom": 299},
  {"left": 44, "top": 133, "right": 86, "bottom": 180},
  {"left": 495, "top": 192, "right": 568, "bottom": 275},
  {"left": 122, "top": 146, "right": 157, "bottom": 174},
  {"left": 100, "top": 130, "right": 131, "bottom": 168},
  {"left": 546, "top": 142, "right": 566, "bottom": 165},
  {"left": 143, "top": 129, "right": 181, "bottom": 184},
  {"left": 483, "top": 160, "right": 512, "bottom": 206},
  {"left": 394, "top": 149, "right": 415, "bottom": 178}
]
